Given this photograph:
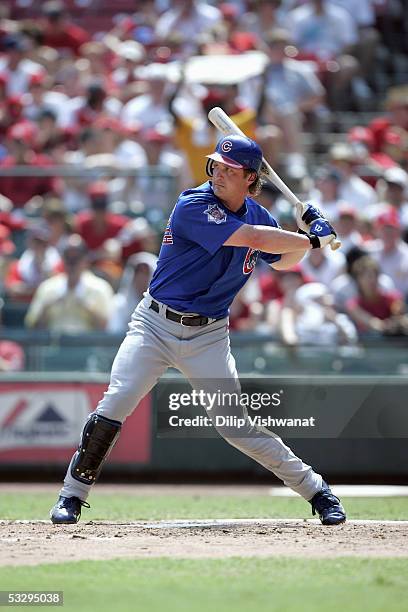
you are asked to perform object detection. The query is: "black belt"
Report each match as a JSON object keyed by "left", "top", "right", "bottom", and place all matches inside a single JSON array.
[{"left": 149, "top": 299, "right": 212, "bottom": 326}]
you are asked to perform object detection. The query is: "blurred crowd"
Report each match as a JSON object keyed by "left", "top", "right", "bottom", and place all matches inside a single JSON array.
[{"left": 0, "top": 0, "right": 407, "bottom": 371}]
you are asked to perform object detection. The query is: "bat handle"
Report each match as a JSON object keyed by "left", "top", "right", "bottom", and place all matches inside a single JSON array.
[{"left": 330, "top": 237, "right": 342, "bottom": 251}]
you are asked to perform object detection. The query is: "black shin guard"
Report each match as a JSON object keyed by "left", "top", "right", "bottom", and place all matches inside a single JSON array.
[{"left": 71, "top": 414, "right": 121, "bottom": 485}]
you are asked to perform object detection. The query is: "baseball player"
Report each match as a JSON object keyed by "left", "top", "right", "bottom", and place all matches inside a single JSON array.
[{"left": 50, "top": 134, "right": 346, "bottom": 526}]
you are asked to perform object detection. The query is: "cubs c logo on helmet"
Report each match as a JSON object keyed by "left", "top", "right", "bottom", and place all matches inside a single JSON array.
[{"left": 221, "top": 140, "right": 233, "bottom": 153}]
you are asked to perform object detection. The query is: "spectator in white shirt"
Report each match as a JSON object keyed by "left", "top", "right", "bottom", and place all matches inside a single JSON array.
[
  {"left": 0, "top": 35, "right": 44, "bottom": 97},
  {"left": 371, "top": 207, "right": 408, "bottom": 298},
  {"left": 334, "top": 203, "right": 365, "bottom": 254},
  {"left": 300, "top": 246, "right": 346, "bottom": 289},
  {"left": 23, "top": 72, "right": 68, "bottom": 127},
  {"left": 257, "top": 28, "right": 325, "bottom": 180},
  {"left": 328, "top": 0, "right": 379, "bottom": 80},
  {"left": 275, "top": 279, "right": 357, "bottom": 346},
  {"left": 329, "top": 143, "right": 378, "bottom": 210},
  {"left": 369, "top": 167, "right": 408, "bottom": 233},
  {"left": 309, "top": 166, "right": 344, "bottom": 220},
  {"left": 155, "top": 0, "right": 221, "bottom": 57},
  {"left": 108, "top": 252, "right": 157, "bottom": 333},
  {"left": 283, "top": 0, "right": 360, "bottom": 110},
  {"left": 239, "top": 0, "right": 284, "bottom": 42},
  {"left": 331, "top": 246, "right": 396, "bottom": 310},
  {"left": 284, "top": 0, "right": 358, "bottom": 58},
  {"left": 283, "top": 0, "right": 378, "bottom": 81},
  {"left": 121, "top": 64, "right": 173, "bottom": 131},
  {"left": 25, "top": 234, "right": 113, "bottom": 333}
]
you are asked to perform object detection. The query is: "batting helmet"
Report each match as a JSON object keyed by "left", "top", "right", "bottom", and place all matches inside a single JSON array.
[{"left": 206, "top": 134, "right": 263, "bottom": 174}]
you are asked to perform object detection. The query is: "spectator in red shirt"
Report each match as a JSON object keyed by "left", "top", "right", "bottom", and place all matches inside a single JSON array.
[
  {"left": 347, "top": 126, "right": 397, "bottom": 174},
  {"left": 346, "top": 256, "right": 408, "bottom": 336},
  {"left": 229, "top": 285, "right": 263, "bottom": 331},
  {"left": 0, "top": 122, "right": 58, "bottom": 209},
  {"left": 74, "top": 181, "right": 128, "bottom": 254},
  {"left": 75, "top": 182, "right": 157, "bottom": 280},
  {"left": 0, "top": 94, "right": 27, "bottom": 138},
  {"left": 66, "top": 80, "right": 122, "bottom": 131},
  {"left": 367, "top": 85, "right": 408, "bottom": 168},
  {"left": 258, "top": 266, "right": 283, "bottom": 303},
  {"left": 41, "top": 1, "right": 90, "bottom": 57}
]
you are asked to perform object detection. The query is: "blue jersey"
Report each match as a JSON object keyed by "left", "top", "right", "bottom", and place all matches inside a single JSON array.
[{"left": 149, "top": 181, "right": 281, "bottom": 319}]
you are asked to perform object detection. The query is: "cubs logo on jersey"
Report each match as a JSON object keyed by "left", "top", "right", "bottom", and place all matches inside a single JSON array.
[
  {"left": 204, "top": 203, "right": 227, "bottom": 224},
  {"left": 243, "top": 248, "right": 259, "bottom": 274}
]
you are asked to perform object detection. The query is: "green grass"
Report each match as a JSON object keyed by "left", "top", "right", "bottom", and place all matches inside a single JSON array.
[
  {"left": 2, "top": 492, "right": 408, "bottom": 521},
  {"left": 0, "top": 557, "right": 407, "bottom": 612},
  {"left": 1, "top": 493, "right": 407, "bottom": 611}
]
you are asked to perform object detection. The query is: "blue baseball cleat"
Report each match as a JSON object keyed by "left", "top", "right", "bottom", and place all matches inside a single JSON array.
[
  {"left": 310, "top": 482, "right": 346, "bottom": 525},
  {"left": 50, "top": 496, "right": 90, "bottom": 525}
]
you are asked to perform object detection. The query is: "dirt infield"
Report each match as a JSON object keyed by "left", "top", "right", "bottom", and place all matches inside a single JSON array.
[
  {"left": 1, "top": 486, "right": 407, "bottom": 566},
  {"left": 1, "top": 519, "right": 408, "bottom": 566}
]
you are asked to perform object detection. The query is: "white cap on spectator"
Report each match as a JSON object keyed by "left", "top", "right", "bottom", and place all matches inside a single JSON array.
[
  {"left": 135, "top": 62, "right": 179, "bottom": 83},
  {"left": 117, "top": 41, "right": 145, "bottom": 63},
  {"left": 294, "top": 283, "right": 331, "bottom": 306},
  {"left": 329, "top": 143, "right": 356, "bottom": 162},
  {"left": 383, "top": 167, "right": 408, "bottom": 190}
]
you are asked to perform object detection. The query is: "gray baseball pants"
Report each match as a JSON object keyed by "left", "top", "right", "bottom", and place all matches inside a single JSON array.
[{"left": 60, "top": 294, "right": 322, "bottom": 501}]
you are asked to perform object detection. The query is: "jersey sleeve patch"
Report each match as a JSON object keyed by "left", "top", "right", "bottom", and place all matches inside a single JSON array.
[{"left": 203, "top": 203, "right": 227, "bottom": 224}]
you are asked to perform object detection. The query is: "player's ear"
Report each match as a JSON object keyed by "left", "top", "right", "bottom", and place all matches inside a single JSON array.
[{"left": 246, "top": 171, "right": 256, "bottom": 184}]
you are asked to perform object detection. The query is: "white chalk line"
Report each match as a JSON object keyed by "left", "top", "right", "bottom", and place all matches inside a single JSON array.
[{"left": 269, "top": 485, "right": 408, "bottom": 497}]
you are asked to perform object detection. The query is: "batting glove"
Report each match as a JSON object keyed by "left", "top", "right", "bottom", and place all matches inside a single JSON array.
[
  {"left": 306, "top": 218, "right": 337, "bottom": 249},
  {"left": 296, "top": 201, "right": 324, "bottom": 232}
]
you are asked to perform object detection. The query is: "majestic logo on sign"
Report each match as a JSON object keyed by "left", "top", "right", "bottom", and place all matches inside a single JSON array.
[
  {"left": 221, "top": 140, "right": 233, "bottom": 153},
  {"left": 204, "top": 203, "right": 227, "bottom": 224},
  {"left": 0, "top": 391, "right": 90, "bottom": 450},
  {"left": 243, "top": 248, "right": 259, "bottom": 274}
]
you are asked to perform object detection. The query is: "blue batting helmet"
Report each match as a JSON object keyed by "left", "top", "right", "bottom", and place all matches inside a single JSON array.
[{"left": 206, "top": 134, "right": 263, "bottom": 174}]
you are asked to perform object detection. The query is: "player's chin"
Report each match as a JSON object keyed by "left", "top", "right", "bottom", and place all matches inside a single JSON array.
[{"left": 213, "top": 184, "right": 225, "bottom": 195}]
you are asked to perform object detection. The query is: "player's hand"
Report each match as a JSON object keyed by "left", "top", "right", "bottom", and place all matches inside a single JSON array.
[
  {"left": 296, "top": 201, "right": 325, "bottom": 232},
  {"left": 307, "top": 218, "right": 337, "bottom": 249}
]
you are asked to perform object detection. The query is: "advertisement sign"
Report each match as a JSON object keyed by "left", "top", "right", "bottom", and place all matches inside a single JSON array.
[{"left": 0, "top": 382, "right": 151, "bottom": 464}]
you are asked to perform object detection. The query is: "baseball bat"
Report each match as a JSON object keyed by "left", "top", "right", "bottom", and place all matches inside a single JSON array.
[{"left": 208, "top": 106, "right": 341, "bottom": 251}]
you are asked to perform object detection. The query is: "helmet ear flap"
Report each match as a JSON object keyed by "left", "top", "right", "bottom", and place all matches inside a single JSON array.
[{"left": 206, "top": 159, "right": 214, "bottom": 177}]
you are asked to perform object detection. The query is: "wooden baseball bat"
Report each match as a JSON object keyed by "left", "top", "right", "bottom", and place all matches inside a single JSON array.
[{"left": 208, "top": 106, "right": 341, "bottom": 251}]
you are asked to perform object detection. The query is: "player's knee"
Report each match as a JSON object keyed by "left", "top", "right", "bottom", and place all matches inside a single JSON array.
[{"left": 97, "top": 383, "right": 143, "bottom": 422}]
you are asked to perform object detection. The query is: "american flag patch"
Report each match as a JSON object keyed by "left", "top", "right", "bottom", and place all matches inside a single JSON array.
[{"left": 163, "top": 221, "right": 173, "bottom": 244}]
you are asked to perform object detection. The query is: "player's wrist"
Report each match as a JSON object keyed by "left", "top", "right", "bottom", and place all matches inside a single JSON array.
[
  {"left": 297, "top": 228, "right": 316, "bottom": 249},
  {"left": 307, "top": 234, "right": 321, "bottom": 249}
]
